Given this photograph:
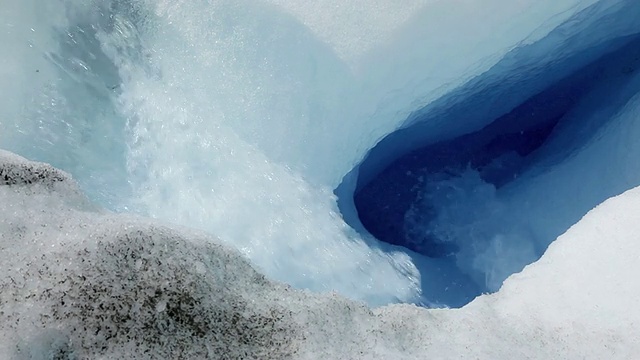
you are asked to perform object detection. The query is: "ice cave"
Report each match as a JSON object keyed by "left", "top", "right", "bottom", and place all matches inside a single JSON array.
[{"left": 1, "top": 0, "right": 640, "bottom": 358}]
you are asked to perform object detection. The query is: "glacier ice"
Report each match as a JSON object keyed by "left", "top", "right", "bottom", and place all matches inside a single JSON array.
[{"left": 1, "top": 0, "right": 640, "bottom": 357}]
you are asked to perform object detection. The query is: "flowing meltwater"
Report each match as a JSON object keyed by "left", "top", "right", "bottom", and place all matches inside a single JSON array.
[{"left": 2, "top": 0, "right": 640, "bottom": 357}]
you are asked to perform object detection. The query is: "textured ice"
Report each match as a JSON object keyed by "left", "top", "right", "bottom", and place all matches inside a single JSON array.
[
  {"left": 0, "top": 153, "right": 329, "bottom": 358},
  {"left": 1, "top": 152, "right": 639, "bottom": 358}
]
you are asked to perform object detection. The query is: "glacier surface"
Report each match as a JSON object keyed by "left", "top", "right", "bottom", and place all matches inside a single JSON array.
[{"left": 1, "top": 0, "right": 640, "bottom": 357}]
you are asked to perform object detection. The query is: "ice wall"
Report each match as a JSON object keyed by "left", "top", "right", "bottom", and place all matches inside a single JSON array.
[{"left": 0, "top": 0, "right": 129, "bottom": 209}]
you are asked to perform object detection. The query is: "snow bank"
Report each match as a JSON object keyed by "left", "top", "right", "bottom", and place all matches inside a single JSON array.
[{"left": 366, "top": 183, "right": 640, "bottom": 358}]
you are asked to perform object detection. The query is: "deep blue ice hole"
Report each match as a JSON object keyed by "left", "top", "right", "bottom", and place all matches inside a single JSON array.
[{"left": 337, "top": 5, "right": 640, "bottom": 308}]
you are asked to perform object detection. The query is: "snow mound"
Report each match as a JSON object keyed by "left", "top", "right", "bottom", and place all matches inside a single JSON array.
[{"left": 0, "top": 153, "right": 302, "bottom": 358}]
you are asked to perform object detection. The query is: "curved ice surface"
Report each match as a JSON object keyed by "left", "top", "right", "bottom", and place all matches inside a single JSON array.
[{"left": 347, "top": 10, "right": 640, "bottom": 304}]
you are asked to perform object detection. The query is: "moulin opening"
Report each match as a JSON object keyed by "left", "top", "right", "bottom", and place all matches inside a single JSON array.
[
  {"left": 336, "top": 25, "right": 640, "bottom": 307},
  {"left": 355, "top": 109, "right": 560, "bottom": 258}
]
